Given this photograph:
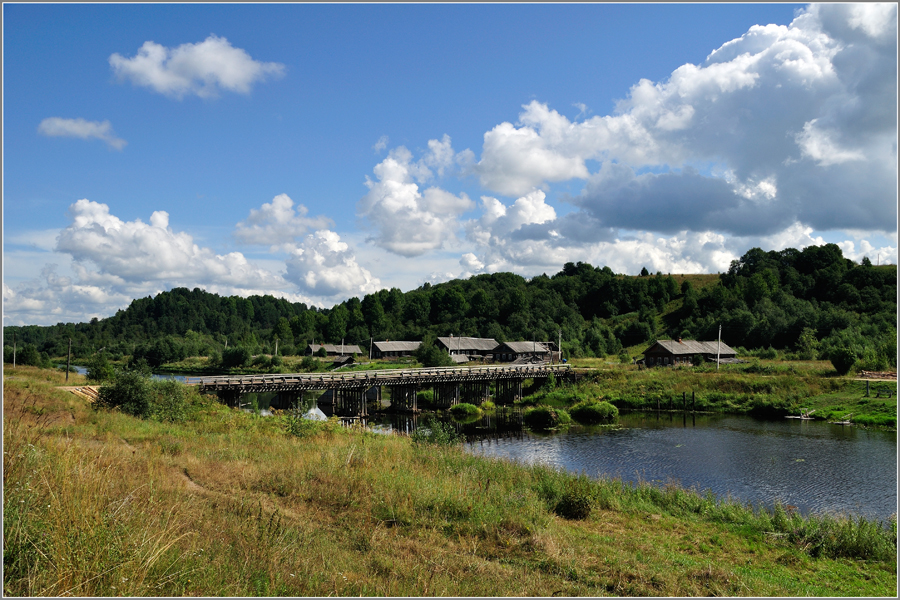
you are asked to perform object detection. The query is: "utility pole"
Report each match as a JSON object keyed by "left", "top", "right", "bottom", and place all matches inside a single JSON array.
[
  {"left": 717, "top": 324, "right": 722, "bottom": 372},
  {"left": 558, "top": 329, "right": 562, "bottom": 365},
  {"left": 65, "top": 338, "right": 72, "bottom": 383},
  {"left": 13, "top": 333, "right": 16, "bottom": 367},
  {"left": 275, "top": 338, "right": 279, "bottom": 356},
  {"left": 369, "top": 337, "right": 373, "bottom": 360}
]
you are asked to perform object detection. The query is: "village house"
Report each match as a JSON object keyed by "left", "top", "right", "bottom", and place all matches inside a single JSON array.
[
  {"left": 435, "top": 336, "right": 498, "bottom": 360},
  {"left": 306, "top": 343, "right": 363, "bottom": 357},
  {"left": 493, "top": 341, "right": 552, "bottom": 363},
  {"left": 641, "top": 339, "right": 737, "bottom": 366},
  {"left": 372, "top": 340, "right": 422, "bottom": 359}
]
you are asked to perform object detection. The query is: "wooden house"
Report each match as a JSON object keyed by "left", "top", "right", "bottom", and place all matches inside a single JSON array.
[
  {"left": 435, "top": 336, "right": 498, "bottom": 360},
  {"left": 372, "top": 340, "right": 422, "bottom": 359},
  {"left": 493, "top": 341, "right": 551, "bottom": 363},
  {"left": 307, "top": 343, "right": 363, "bottom": 357},
  {"left": 642, "top": 339, "right": 737, "bottom": 366}
]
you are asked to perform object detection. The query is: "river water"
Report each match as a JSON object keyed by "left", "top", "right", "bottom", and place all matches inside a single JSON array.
[{"left": 371, "top": 410, "right": 897, "bottom": 523}]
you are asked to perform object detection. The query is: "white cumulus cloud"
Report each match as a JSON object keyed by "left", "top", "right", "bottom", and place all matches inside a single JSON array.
[
  {"left": 357, "top": 142, "right": 474, "bottom": 257},
  {"left": 234, "top": 194, "right": 333, "bottom": 252},
  {"left": 285, "top": 230, "right": 380, "bottom": 298},
  {"left": 38, "top": 117, "right": 127, "bottom": 150},
  {"left": 109, "top": 34, "right": 285, "bottom": 99}
]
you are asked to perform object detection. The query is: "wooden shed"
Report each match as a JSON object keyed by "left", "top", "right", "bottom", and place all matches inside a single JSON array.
[
  {"left": 493, "top": 341, "right": 551, "bottom": 363},
  {"left": 372, "top": 341, "right": 422, "bottom": 359},
  {"left": 642, "top": 339, "right": 737, "bottom": 367},
  {"left": 436, "top": 336, "right": 498, "bottom": 359},
  {"left": 307, "top": 343, "right": 363, "bottom": 357}
]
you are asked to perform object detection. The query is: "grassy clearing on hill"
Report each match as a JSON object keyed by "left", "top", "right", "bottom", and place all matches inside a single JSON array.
[{"left": 3, "top": 366, "right": 896, "bottom": 597}]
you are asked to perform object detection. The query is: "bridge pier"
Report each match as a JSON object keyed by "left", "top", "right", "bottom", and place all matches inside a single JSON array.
[
  {"left": 495, "top": 379, "right": 522, "bottom": 405},
  {"left": 389, "top": 384, "right": 418, "bottom": 412},
  {"left": 433, "top": 383, "right": 460, "bottom": 409},
  {"left": 460, "top": 381, "right": 490, "bottom": 404},
  {"left": 334, "top": 387, "right": 368, "bottom": 417}
]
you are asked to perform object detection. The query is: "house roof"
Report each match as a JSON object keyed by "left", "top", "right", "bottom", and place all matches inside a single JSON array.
[
  {"left": 373, "top": 341, "right": 422, "bottom": 352},
  {"left": 436, "top": 336, "right": 498, "bottom": 352},
  {"left": 644, "top": 340, "right": 737, "bottom": 356},
  {"left": 450, "top": 354, "right": 469, "bottom": 363},
  {"left": 496, "top": 341, "right": 551, "bottom": 354},
  {"left": 308, "top": 343, "right": 364, "bottom": 355}
]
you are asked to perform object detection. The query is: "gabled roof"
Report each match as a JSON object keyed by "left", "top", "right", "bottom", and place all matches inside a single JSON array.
[
  {"left": 644, "top": 340, "right": 737, "bottom": 356},
  {"left": 373, "top": 341, "right": 422, "bottom": 352},
  {"left": 496, "top": 341, "right": 550, "bottom": 354},
  {"left": 308, "top": 343, "right": 363, "bottom": 355},
  {"left": 436, "top": 336, "right": 498, "bottom": 352},
  {"left": 450, "top": 354, "right": 469, "bottom": 363}
]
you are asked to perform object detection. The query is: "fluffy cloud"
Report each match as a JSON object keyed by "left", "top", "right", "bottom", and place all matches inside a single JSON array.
[
  {"left": 55, "top": 199, "right": 286, "bottom": 289},
  {"left": 38, "top": 117, "right": 126, "bottom": 150},
  {"left": 474, "top": 3, "right": 896, "bottom": 239},
  {"left": 357, "top": 141, "right": 474, "bottom": 256},
  {"left": 285, "top": 230, "right": 380, "bottom": 297},
  {"left": 109, "top": 34, "right": 285, "bottom": 99},
  {"left": 234, "top": 194, "right": 333, "bottom": 251}
]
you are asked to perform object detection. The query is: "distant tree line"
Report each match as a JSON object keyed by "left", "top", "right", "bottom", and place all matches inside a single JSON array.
[{"left": 3, "top": 245, "right": 896, "bottom": 372}]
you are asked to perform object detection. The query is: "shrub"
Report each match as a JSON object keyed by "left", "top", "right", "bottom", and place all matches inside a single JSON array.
[
  {"left": 449, "top": 403, "right": 481, "bottom": 419},
  {"left": 96, "top": 369, "right": 153, "bottom": 418},
  {"left": 480, "top": 400, "right": 496, "bottom": 411},
  {"left": 222, "top": 346, "right": 251, "bottom": 368},
  {"left": 555, "top": 475, "right": 596, "bottom": 520},
  {"left": 410, "top": 417, "right": 464, "bottom": 445},
  {"left": 523, "top": 406, "right": 564, "bottom": 430},
  {"left": 569, "top": 400, "right": 619, "bottom": 425},
  {"left": 85, "top": 353, "right": 115, "bottom": 382},
  {"left": 829, "top": 346, "right": 858, "bottom": 375},
  {"left": 316, "top": 347, "right": 328, "bottom": 357},
  {"left": 150, "top": 379, "right": 188, "bottom": 423}
]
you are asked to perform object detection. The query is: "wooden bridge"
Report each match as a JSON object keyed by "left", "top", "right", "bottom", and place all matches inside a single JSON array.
[{"left": 186, "top": 364, "right": 575, "bottom": 417}]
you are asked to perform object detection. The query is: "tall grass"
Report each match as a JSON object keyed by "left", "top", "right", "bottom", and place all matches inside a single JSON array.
[{"left": 3, "top": 368, "right": 896, "bottom": 597}]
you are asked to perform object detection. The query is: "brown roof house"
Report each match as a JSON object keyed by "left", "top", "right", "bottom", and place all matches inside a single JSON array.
[
  {"left": 372, "top": 341, "right": 422, "bottom": 359},
  {"left": 307, "top": 343, "right": 363, "bottom": 356},
  {"left": 642, "top": 339, "right": 737, "bottom": 367},
  {"left": 436, "top": 336, "right": 498, "bottom": 360},
  {"left": 493, "top": 341, "right": 551, "bottom": 363}
]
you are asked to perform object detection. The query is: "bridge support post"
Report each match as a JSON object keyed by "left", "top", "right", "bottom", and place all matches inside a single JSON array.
[
  {"left": 335, "top": 387, "right": 367, "bottom": 418},
  {"left": 389, "top": 384, "right": 418, "bottom": 412}
]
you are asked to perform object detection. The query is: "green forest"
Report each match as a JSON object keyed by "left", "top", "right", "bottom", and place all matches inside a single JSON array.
[{"left": 3, "top": 244, "right": 897, "bottom": 372}]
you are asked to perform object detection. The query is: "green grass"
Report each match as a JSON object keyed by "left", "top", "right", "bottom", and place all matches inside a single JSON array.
[{"left": 3, "top": 365, "right": 896, "bottom": 597}]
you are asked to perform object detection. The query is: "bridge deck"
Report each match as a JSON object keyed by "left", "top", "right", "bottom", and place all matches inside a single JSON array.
[{"left": 187, "top": 364, "right": 573, "bottom": 393}]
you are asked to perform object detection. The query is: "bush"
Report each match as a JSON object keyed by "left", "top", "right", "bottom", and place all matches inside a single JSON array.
[
  {"left": 829, "top": 346, "right": 858, "bottom": 375},
  {"left": 449, "top": 403, "right": 481, "bottom": 419},
  {"left": 96, "top": 370, "right": 153, "bottom": 418},
  {"left": 150, "top": 379, "right": 188, "bottom": 423},
  {"left": 554, "top": 475, "right": 596, "bottom": 520},
  {"left": 569, "top": 400, "right": 619, "bottom": 425},
  {"left": 221, "top": 346, "right": 251, "bottom": 368},
  {"left": 410, "top": 417, "right": 464, "bottom": 445},
  {"left": 480, "top": 400, "right": 496, "bottom": 411},
  {"left": 523, "top": 406, "right": 567, "bottom": 430},
  {"left": 85, "top": 353, "right": 115, "bottom": 382}
]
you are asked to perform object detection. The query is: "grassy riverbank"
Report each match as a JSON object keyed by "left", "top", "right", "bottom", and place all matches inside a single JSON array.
[
  {"left": 4, "top": 365, "right": 896, "bottom": 596},
  {"left": 531, "top": 360, "right": 896, "bottom": 429}
]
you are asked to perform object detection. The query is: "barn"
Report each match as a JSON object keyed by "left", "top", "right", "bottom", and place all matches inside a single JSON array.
[
  {"left": 642, "top": 339, "right": 737, "bottom": 366},
  {"left": 372, "top": 341, "right": 422, "bottom": 359},
  {"left": 493, "top": 341, "right": 551, "bottom": 363},
  {"left": 435, "top": 336, "right": 498, "bottom": 360},
  {"left": 307, "top": 343, "right": 363, "bottom": 357}
]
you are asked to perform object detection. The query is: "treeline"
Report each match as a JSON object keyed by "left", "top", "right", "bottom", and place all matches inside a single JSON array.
[{"left": 3, "top": 245, "right": 896, "bottom": 371}]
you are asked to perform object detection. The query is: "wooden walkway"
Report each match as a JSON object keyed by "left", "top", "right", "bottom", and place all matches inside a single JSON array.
[{"left": 187, "top": 364, "right": 575, "bottom": 416}]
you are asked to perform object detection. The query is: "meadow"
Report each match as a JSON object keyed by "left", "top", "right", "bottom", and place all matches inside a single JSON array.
[{"left": 3, "top": 365, "right": 896, "bottom": 597}]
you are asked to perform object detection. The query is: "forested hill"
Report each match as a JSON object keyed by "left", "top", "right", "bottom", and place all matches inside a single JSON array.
[{"left": 3, "top": 244, "right": 897, "bottom": 370}]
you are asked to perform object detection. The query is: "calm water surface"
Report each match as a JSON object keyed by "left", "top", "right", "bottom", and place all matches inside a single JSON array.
[{"left": 464, "top": 412, "right": 897, "bottom": 522}]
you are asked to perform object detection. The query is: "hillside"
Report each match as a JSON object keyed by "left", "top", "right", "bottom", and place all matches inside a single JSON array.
[{"left": 3, "top": 245, "right": 896, "bottom": 373}]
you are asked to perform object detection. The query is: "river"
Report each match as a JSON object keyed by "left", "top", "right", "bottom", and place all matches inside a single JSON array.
[{"left": 371, "top": 410, "right": 897, "bottom": 523}]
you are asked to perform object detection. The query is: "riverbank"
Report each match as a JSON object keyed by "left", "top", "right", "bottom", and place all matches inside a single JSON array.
[{"left": 3, "top": 365, "right": 896, "bottom": 596}]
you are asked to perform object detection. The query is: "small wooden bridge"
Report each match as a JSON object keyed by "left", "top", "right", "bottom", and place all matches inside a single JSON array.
[{"left": 186, "top": 364, "right": 575, "bottom": 417}]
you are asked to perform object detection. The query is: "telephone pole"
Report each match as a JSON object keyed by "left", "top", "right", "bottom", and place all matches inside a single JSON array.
[{"left": 716, "top": 324, "right": 722, "bottom": 372}]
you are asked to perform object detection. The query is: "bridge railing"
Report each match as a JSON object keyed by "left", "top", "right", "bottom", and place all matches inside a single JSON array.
[{"left": 185, "top": 363, "right": 571, "bottom": 388}]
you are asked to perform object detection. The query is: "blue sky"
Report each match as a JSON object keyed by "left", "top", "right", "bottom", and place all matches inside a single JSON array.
[{"left": 3, "top": 3, "right": 897, "bottom": 326}]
